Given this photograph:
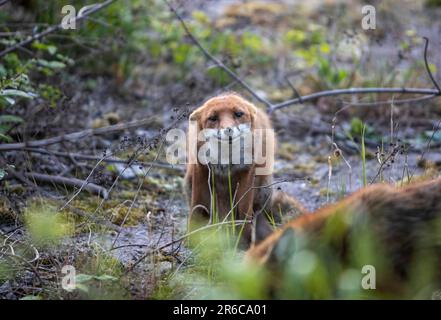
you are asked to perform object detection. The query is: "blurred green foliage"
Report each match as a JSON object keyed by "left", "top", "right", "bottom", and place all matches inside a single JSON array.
[
  {"left": 161, "top": 209, "right": 441, "bottom": 299},
  {"left": 425, "top": 0, "right": 441, "bottom": 7},
  {"left": 24, "top": 204, "right": 73, "bottom": 247},
  {"left": 71, "top": 245, "right": 128, "bottom": 299}
]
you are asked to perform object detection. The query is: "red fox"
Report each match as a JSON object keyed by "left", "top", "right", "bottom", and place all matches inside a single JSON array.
[
  {"left": 246, "top": 178, "right": 441, "bottom": 297},
  {"left": 184, "top": 93, "right": 305, "bottom": 244}
]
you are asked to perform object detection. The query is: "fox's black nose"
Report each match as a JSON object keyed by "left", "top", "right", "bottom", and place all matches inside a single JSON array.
[{"left": 225, "top": 127, "right": 233, "bottom": 136}]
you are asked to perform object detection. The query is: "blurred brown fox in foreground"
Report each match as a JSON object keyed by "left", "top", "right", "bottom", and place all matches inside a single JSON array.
[{"left": 246, "top": 177, "right": 441, "bottom": 296}]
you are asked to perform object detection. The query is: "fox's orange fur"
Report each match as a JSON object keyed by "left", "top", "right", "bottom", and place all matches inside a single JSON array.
[
  {"left": 247, "top": 178, "right": 441, "bottom": 285},
  {"left": 185, "top": 93, "right": 305, "bottom": 244}
]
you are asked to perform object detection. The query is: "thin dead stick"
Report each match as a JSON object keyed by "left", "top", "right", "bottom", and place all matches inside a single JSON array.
[
  {"left": 369, "top": 150, "right": 398, "bottom": 185},
  {"left": 423, "top": 37, "right": 441, "bottom": 93},
  {"left": 24, "top": 172, "right": 109, "bottom": 198},
  {"left": 0, "top": 116, "right": 158, "bottom": 151},
  {"left": 60, "top": 109, "right": 189, "bottom": 210},
  {"left": 5, "top": 168, "right": 53, "bottom": 197},
  {"left": 94, "top": 110, "right": 190, "bottom": 205},
  {"left": 271, "top": 87, "right": 440, "bottom": 111},
  {"left": 408, "top": 119, "right": 441, "bottom": 182},
  {"left": 110, "top": 140, "right": 166, "bottom": 249},
  {"left": 165, "top": 2, "right": 440, "bottom": 113},
  {"left": 164, "top": 0, "right": 273, "bottom": 110},
  {"left": 0, "top": 0, "right": 116, "bottom": 57},
  {"left": 272, "top": 37, "right": 441, "bottom": 111},
  {"left": 340, "top": 39, "right": 441, "bottom": 107},
  {"left": 341, "top": 94, "right": 437, "bottom": 107},
  {"left": 125, "top": 219, "right": 251, "bottom": 272},
  {"left": 284, "top": 75, "right": 303, "bottom": 103},
  {"left": 207, "top": 164, "right": 214, "bottom": 224},
  {"left": 60, "top": 154, "right": 111, "bottom": 210},
  {"left": 13, "top": 147, "right": 184, "bottom": 171},
  {"left": 220, "top": 178, "right": 305, "bottom": 225},
  {"left": 1, "top": 252, "right": 42, "bottom": 284}
]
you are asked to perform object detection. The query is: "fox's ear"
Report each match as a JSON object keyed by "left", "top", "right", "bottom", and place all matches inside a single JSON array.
[
  {"left": 267, "top": 228, "right": 296, "bottom": 265},
  {"left": 244, "top": 101, "right": 258, "bottom": 120},
  {"left": 189, "top": 108, "right": 202, "bottom": 122}
]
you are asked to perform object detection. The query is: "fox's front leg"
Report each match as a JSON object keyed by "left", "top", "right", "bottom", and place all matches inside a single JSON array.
[
  {"left": 233, "top": 172, "right": 257, "bottom": 244},
  {"left": 186, "top": 165, "right": 211, "bottom": 232}
]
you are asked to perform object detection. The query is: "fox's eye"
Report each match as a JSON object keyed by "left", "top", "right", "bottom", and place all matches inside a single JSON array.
[
  {"left": 234, "top": 111, "right": 244, "bottom": 118},
  {"left": 208, "top": 115, "right": 218, "bottom": 122}
]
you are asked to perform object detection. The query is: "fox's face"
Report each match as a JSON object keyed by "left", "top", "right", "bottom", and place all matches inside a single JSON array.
[
  {"left": 200, "top": 102, "right": 252, "bottom": 130},
  {"left": 188, "top": 94, "right": 258, "bottom": 171},
  {"left": 190, "top": 94, "right": 256, "bottom": 134}
]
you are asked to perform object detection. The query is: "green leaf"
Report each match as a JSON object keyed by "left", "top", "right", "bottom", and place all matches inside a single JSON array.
[
  {"left": 3, "top": 97, "right": 15, "bottom": 105},
  {"left": 32, "top": 41, "right": 58, "bottom": 55},
  {"left": 75, "top": 274, "right": 95, "bottom": 283},
  {"left": 0, "top": 115, "right": 23, "bottom": 123},
  {"left": 192, "top": 10, "right": 209, "bottom": 24},
  {"left": 25, "top": 206, "right": 72, "bottom": 247},
  {"left": 75, "top": 283, "right": 89, "bottom": 293},
  {"left": 36, "top": 59, "right": 66, "bottom": 70},
  {"left": 0, "top": 89, "right": 36, "bottom": 99},
  {"left": 20, "top": 295, "right": 42, "bottom": 300},
  {"left": 350, "top": 117, "right": 364, "bottom": 136},
  {"left": 0, "top": 169, "right": 7, "bottom": 181},
  {"left": 361, "top": 124, "right": 367, "bottom": 187},
  {"left": 423, "top": 130, "right": 441, "bottom": 142},
  {"left": 47, "top": 46, "right": 57, "bottom": 55},
  {"left": 0, "top": 133, "right": 13, "bottom": 142},
  {"left": 94, "top": 274, "right": 118, "bottom": 281}
]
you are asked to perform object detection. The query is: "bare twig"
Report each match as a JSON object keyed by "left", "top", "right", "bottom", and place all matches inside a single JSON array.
[
  {"left": 14, "top": 147, "right": 184, "bottom": 172},
  {"left": 272, "top": 37, "right": 441, "bottom": 111},
  {"left": 220, "top": 178, "right": 308, "bottom": 225},
  {"left": 24, "top": 172, "right": 109, "bottom": 198},
  {"left": 0, "top": 0, "right": 116, "bottom": 57},
  {"left": 125, "top": 180, "right": 300, "bottom": 272},
  {"left": 284, "top": 75, "right": 303, "bottom": 103},
  {"left": 110, "top": 139, "right": 166, "bottom": 248},
  {"left": 60, "top": 154, "right": 111, "bottom": 209},
  {"left": 164, "top": 0, "right": 273, "bottom": 110},
  {"left": 408, "top": 119, "right": 441, "bottom": 182},
  {"left": 270, "top": 87, "right": 440, "bottom": 112},
  {"left": 341, "top": 94, "right": 437, "bottom": 107},
  {"left": 1, "top": 252, "right": 42, "bottom": 284},
  {"left": 165, "top": 8, "right": 441, "bottom": 113},
  {"left": 60, "top": 108, "right": 190, "bottom": 209},
  {"left": 423, "top": 37, "right": 441, "bottom": 93},
  {"left": 125, "top": 219, "right": 251, "bottom": 272},
  {"left": 0, "top": 117, "right": 158, "bottom": 151}
]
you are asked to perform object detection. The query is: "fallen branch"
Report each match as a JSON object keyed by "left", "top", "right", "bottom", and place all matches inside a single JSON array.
[
  {"left": 124, "top": 219, "right": 252, "bottom": 272},
  {"left": 270, "top": 88, "right": 440, "bottom": 112},
  {"left": 15, "top": 147, "right": 184, "bottom": 172},
  {"left": 24, "top": 172, "right": 109, "bottom": 199},
  {"left": 3, "top": 169, "right": 121, "bottom": 232},
  {"left": 0, "top": 0, "right": 116, "bottom": 57},
  {"left": 164, "top": 0, "right": 273, "bottom": 110},
  {"left": 166, "top": 0, "right": 441, "bottom": 113},
  {"left": 0, "top": 117, "right": 157, "bottom": 151},
  {"left": 423, "top": 37, "right": 441, "bottom": 93},
  {"left": 341, "top": 94, "right": 437, "bottom": 107},
  {"left": 59, "top": 108, "right": 190, "bottom": 209}
]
